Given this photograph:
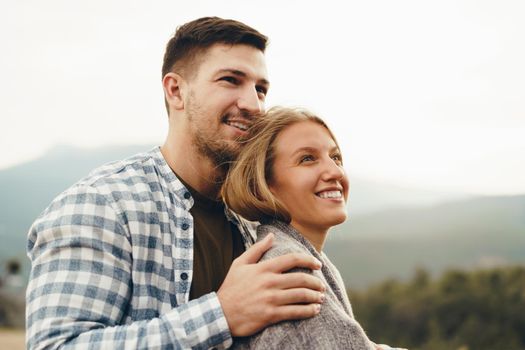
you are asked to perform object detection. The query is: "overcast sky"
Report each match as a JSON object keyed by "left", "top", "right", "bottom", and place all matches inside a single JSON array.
[{"left": 2, "top": 0, "right": 524, "bottom": 195}]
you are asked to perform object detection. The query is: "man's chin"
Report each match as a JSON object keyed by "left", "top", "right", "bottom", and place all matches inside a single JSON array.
[{"left": 207, "top": 145, "right": 239, "bottom": 168}]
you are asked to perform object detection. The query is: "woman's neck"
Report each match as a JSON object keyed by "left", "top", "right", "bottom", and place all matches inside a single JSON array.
[{"left": 289, "top": 220, "right": 328, "bottom": 253}]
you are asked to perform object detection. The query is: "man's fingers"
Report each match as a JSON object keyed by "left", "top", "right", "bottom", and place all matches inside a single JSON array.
[
  {"left": 218, "top": 236, "right": 329, "bottom": 337},
  {"left": 260, "top": 252, "right": 322, "bottom": 273},
  {"left": 270, "top": 288, "right": 325, "bottom": 306},
  {"left": 273, "top": 272, "right": 326, "bottom": 292},
  {"left": 268, "top": 303, "right": 321, "bottom": 324},
  {"left": 234, "top": 233, "right": 274, "bottom": 264}
]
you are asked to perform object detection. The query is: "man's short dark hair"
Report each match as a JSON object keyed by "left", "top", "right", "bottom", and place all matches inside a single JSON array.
[{"left": 162, "top": 16, "right": 268, "bottom": 79}]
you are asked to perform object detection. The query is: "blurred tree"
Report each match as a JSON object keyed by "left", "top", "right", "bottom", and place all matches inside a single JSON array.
[
  {"left": 0, "top": 258, "right": 25, "bottom": 328},
  {"left": 350, "top": 266, "right": 525, "bottom": 350}
]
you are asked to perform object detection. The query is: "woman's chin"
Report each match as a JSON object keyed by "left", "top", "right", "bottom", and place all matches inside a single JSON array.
[
  {"left": 332, "top": 213, "right": 348, "bottom": 226},
  {"left": 325, "top": 213, "right": 348, "bottom": 229}
]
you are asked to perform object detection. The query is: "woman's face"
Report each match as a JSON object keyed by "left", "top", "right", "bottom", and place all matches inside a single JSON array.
[{"left": 269, "top": 121, "right": 349, "bottom": 234}]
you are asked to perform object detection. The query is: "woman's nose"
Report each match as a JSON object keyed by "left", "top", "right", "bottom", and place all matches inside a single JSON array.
[{"left": 321, "top": 158, "right": 345, "bottom": 181}]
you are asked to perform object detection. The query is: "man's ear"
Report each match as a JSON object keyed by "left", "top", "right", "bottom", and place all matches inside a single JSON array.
[{"left": 163, "top": 72, "right": 186, "bottom": 110}]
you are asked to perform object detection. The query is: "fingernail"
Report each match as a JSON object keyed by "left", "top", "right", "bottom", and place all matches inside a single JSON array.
[
  {"left": 315, "top": 258, "right": 322, "bottom": 267},
  {"left": 314, "top": 304, "right": 321, "bottom": 314},
  {"left": 319, "top": 293, "right": 325, "bottom": 303}
]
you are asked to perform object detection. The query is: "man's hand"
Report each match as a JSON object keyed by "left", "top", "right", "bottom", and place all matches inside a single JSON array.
[{"left": 217, "top": 233, "right": 326, "bottom": 337}]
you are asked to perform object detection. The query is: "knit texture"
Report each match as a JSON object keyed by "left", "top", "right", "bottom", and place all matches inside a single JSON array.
[{"left": 232, "top": 220, "right": 375, "bottom": 350}]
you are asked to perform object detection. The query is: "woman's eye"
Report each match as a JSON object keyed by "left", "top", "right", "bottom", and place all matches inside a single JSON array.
[
  {"left": 332, "top": 154, "right": 343, "bottom": 164},
  {"left": 300, "top": 155, "right": 315, "bottom": 163}
]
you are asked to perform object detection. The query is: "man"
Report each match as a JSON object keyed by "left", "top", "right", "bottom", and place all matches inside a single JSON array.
[{"left": 26, "top": 17, "right": 325, "bottom": 349}]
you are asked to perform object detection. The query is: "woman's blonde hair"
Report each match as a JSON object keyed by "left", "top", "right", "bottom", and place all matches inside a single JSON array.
[{"left": 222, "top": 106, "right": 341, "bottom": 223}]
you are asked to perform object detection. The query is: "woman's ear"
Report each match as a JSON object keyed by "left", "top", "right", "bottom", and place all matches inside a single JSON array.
[
  {"left": 267, "top": 180, "right": 277, "bottom": 196},
  {"left": 162, "top": 72, "right": 185, "bottom": 110}
]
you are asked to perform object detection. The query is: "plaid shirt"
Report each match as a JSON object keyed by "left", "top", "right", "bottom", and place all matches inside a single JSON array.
[{"left": 26, "top": 147, "right": 256, "bottom": 350}]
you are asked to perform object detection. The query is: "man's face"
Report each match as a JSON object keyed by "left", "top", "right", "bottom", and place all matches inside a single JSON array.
[{"left": 183, "top": 44, "right": 269, "bottom": 166}]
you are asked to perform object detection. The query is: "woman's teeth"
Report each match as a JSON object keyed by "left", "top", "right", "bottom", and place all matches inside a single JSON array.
[{"left": 317, "top": 191, "right": 342, "bottom": 199}]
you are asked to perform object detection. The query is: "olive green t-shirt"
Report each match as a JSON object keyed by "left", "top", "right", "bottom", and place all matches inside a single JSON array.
[{"left": 179, "top": 179, "right": 246, "bottom": 300}]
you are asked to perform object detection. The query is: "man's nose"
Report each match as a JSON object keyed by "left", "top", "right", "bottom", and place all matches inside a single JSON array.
[{"left": 237, "top": 86, "right": 264, "bottom": 115}]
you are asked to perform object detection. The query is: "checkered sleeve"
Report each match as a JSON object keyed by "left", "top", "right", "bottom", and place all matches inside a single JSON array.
[{"left": 26, "top": 184, "right": 232, "bottom": 350}]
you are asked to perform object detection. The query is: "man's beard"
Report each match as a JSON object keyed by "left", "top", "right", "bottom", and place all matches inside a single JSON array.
[
  {"left": 194, "top": 131, "right": 240, "bottom": 171},
  {"left": 186, "top": 94, "right": 244, "bottom": 172}
]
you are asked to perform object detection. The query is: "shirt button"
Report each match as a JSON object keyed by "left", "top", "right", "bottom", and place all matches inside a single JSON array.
[
  {"left": 182, "top": 223, "right": 189, "bottom": 230},
  {"left": 180, "top": 272, "right": 188, "bottom": 280},
  {"left": 183, "top": 191, "right": 191, "bottom": 199}
]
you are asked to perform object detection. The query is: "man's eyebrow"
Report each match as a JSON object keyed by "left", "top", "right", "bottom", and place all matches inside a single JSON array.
[{"left": 217, "top": 69, "right": 270, "bottom": 86}]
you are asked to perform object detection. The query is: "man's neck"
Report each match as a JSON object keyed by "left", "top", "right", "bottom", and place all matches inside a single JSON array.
[{"left": 160, "top": 139, "right": 226, "bottom": 200}]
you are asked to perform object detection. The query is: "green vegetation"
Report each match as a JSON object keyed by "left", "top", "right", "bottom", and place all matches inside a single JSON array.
[{"left": 350, "top": 266, "right": 525, "bottom": 350}]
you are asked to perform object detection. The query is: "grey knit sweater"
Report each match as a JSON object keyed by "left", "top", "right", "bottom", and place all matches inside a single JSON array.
[{"left": 232, "top": 220, "right": 376, "bottom": 350}]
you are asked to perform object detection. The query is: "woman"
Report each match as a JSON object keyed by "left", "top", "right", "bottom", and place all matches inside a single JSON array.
[{"left": 223, "top": 107, "right": 402, "bottom": 349}]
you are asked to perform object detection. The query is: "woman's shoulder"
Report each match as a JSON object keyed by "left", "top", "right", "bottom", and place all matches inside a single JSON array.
[{"left": 256, "top": 222, "right": 310, "bottom": 261}]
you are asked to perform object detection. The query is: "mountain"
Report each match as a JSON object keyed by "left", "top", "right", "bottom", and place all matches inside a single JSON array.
[
  {"left": 0, "top": 144, "right": 523, "bottom": 289},
  {"left": 0, "top": 145, "right": 154, "bottom": 268},
  {"left": 346, "top": 177, "right": 470, "bottom": 216},
  {"left": 324, "top": 195, "right": 525, "bottom": 288}
]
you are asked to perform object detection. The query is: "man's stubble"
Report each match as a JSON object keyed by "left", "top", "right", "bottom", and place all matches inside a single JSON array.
[{"left": 185, "top": 91, "right": 243, "bottom": 178}]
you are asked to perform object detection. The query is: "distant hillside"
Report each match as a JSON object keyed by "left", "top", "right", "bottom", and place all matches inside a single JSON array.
[
  {"left": 1, "top": 144, "right": 522, "bottom": 289},
  {"left": 346, "top": 177, "right": 469, "bottom": 216},
  {"left": 325, "top": 195, "right": 525, "bottom": 288},
  {"left": 0, "top": 144, "right": 154, "bottom": 266}
]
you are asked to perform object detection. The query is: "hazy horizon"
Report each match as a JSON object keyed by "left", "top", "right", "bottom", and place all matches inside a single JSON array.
[{"left": 2, "top": 0, "right": 525, "bottom": 196}]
